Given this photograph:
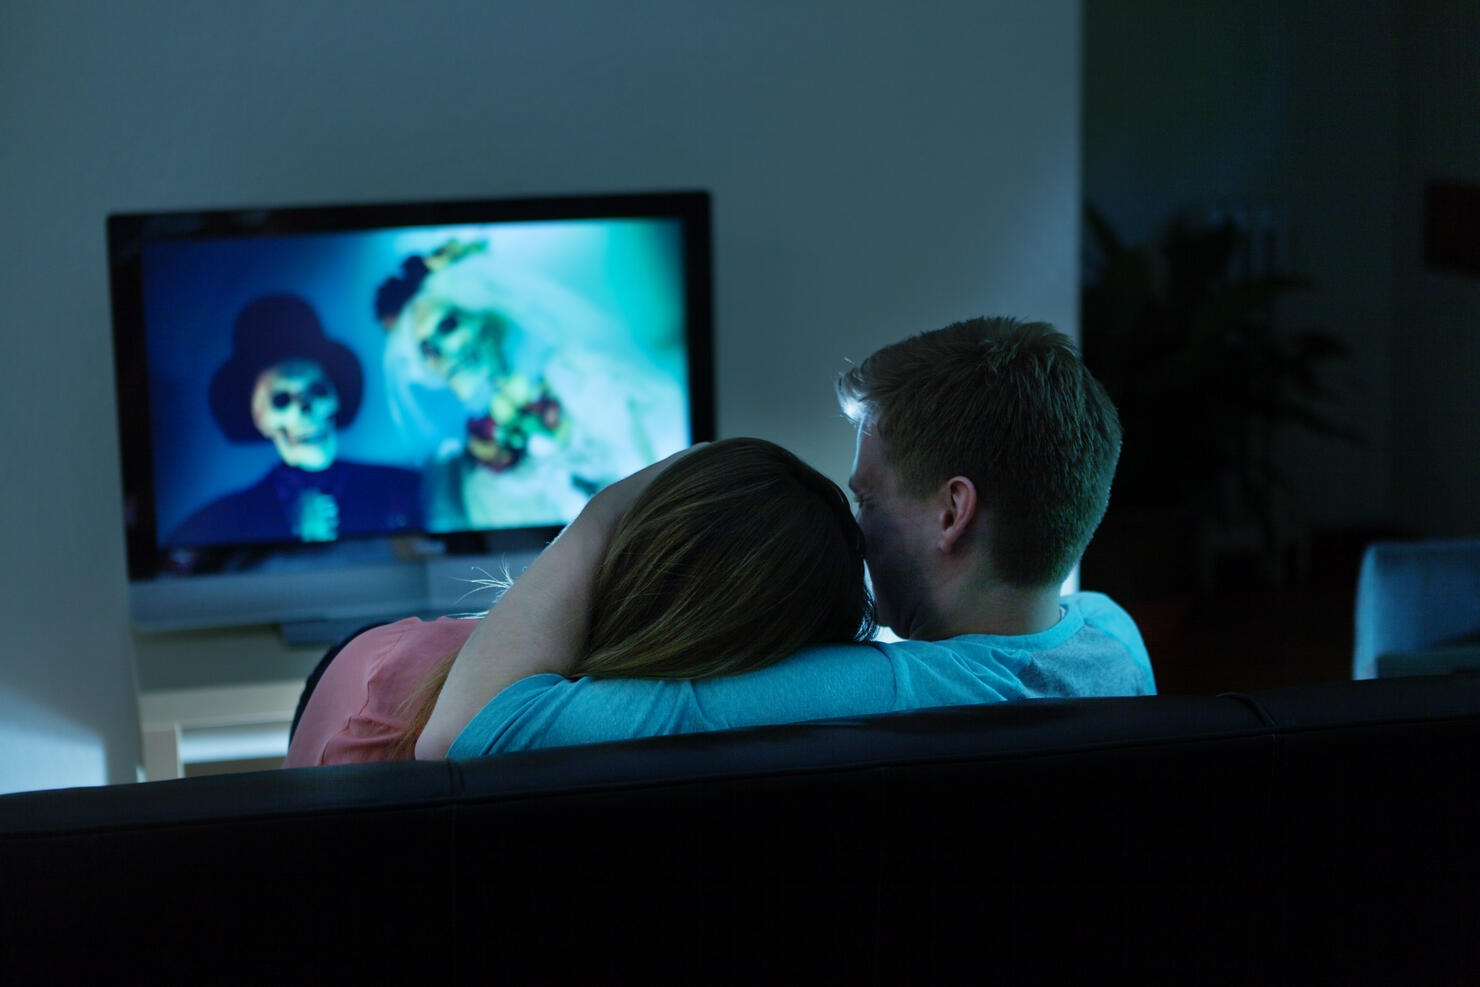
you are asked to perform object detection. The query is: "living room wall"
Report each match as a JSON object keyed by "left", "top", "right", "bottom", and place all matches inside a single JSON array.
[
  {"left": 1391, "top": 0, "right": 1480, "bottom": 537},
  {"left": 1084, "top": 0, "right": 1395, "bottom": 530},
  {"left": 1085, "top": 0, "right": 1479, "bottom": 537},
  {"left": 0, "top": 1, "right": 1083, "bottom": 793}
]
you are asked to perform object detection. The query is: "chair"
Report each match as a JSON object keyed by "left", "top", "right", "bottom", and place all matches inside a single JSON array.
[{"left": 1352, "top": 539, "right": 1480, "bottom": 679}]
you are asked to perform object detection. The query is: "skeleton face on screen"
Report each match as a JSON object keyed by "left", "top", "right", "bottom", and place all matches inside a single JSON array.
[
  {"left": 250, "top": 359, "right": 339, "bottom": 470},
  {"left": 406, "top": 297, "right": 512, "bottom": 401}
]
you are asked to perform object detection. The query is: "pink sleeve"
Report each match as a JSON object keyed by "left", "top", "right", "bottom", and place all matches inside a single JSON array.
[{"left": 283, "top": 616, "right": 480, "bottom": 767}]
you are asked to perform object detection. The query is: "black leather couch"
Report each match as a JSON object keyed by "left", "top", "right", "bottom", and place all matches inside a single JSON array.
[{"left": 4, "top": 674, "right": 1478, "bottom": 984}]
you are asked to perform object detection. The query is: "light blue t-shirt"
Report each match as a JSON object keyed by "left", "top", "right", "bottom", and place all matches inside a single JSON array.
[{"left": 448, "top": 591, "right": 1155, "bottom": 758}]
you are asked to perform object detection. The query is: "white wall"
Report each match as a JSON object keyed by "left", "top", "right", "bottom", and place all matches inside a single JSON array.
[{"left": 0, "top": 1, "right": 1083, "bottom": 793}]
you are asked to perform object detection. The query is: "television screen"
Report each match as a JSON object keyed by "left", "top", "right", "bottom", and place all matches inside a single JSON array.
[{"left": 109, "top": 191, "right": 713, "bottom": 638}]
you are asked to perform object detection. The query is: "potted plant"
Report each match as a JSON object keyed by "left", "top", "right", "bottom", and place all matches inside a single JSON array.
[{"left": 1080, "top": 203, "right": 1360, "bottom": 593}]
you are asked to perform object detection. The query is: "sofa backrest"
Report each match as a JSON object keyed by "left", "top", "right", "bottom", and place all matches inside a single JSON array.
[{"left": 3, "top": 674, "right": 1478, "bottom": 983}]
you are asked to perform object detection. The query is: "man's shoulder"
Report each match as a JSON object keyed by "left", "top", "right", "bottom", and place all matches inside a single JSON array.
[
  {"left": 1066, "top": 589, "right": 1130, "bottom": 618},
  {"left": 1063, "top": 591, "right": 1145, "bottom": 648},
  {"left": 1039, "top": 591, "right": 1154, "bottom": 696},
  {"left": 871, "top": 593, "right": 1152, "bottom": 699}
]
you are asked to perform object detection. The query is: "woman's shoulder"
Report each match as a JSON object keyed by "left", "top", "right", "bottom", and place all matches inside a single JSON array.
[
  {"left": 357, "top": 616, "right": 478, "bottom": 682},
  {"left": 334, "top": 614, "right": 476, "bottom": 655}
]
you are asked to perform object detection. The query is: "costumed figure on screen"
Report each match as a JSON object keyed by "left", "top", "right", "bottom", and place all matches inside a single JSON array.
[
  {"left": 166, "top": 294, "right": 423, "bottom": 548},
  {"left": 374, "top": 238, "right": 686, "bottom": 532}
]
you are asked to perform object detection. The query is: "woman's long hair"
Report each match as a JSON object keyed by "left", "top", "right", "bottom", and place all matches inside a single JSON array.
[
  {"left": 392, "top": 437, "right": 874, "bottom": 755},
  {"left": 582, "top": 437, "right": 875, "bottom": 677}
]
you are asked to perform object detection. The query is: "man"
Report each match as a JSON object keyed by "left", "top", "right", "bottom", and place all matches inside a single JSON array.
[
  {"left": 416, "top": 317, "right": 1153, "bottom": 760},
  {"left": 836, "top": 318, "right": 1146, "bottom": 693}
]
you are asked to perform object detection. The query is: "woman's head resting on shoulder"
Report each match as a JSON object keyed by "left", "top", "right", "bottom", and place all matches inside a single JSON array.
[
  {"left": 390, "top": 437, "right": 875, "bottom": 757},
  {"left": 578, "top": 437, "right": 876, "bottom": 679}
]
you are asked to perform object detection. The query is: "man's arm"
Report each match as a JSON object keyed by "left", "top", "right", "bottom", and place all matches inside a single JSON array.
[{"left": 414, "top": 448, "right": 691, "bottom": 760}]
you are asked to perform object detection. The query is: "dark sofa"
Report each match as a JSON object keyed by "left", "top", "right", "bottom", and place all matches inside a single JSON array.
[{"left": 4, "top": 674, "right": 1478, "bottom": 984}]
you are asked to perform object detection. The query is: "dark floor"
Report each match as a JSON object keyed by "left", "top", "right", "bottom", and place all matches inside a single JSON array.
[{"left": 1083, "top": 525, "right": 1399, "bottom": 696}]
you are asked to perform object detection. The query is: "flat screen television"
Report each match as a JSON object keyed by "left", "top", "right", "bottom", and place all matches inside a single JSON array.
[{"left": 108, "top": 190, "right": 713, "bottom": 642}]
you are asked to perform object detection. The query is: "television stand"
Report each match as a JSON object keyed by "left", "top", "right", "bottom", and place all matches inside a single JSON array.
[
  {"left": 133, "top": 624, "right": 323, "bottom": 780},
  {"left": 276, "top": 609, "right": 476, "bottom": 648},
  {"left": 139, "top": 679, "right": 304, "bottom": 781}
]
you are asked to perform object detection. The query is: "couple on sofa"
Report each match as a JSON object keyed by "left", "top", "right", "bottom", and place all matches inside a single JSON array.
[{"left": 286, "top": 316, "right": 1155, "bottom": 768}]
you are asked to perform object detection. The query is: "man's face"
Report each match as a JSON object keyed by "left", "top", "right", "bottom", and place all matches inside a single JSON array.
[
  {"left": 848, "top": 424, "right": 935, "bottom": 638},
  {"left": 250, "top": 360, "right": 339, "bottom": 471}
]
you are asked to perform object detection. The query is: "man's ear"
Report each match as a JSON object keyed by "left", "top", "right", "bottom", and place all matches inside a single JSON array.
[{"left": 934, "top": 475, "right": 978, "bottom": 553}]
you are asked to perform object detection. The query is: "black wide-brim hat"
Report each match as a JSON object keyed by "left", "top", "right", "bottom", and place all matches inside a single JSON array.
[{"left": 209, "top": 294, "right": 365, "bottom": 442}]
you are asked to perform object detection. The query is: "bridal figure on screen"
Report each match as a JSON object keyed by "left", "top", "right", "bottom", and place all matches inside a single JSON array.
[
  {"left": 374, "top": 238, "right": 687, "bottom": 533},
  {"left": 166, "top": 295, "right": 423, "bottom": 548}
]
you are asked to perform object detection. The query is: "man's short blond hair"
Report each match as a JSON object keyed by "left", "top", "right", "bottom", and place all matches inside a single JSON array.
[{"left": 836, "top": 317, "right": 1122, "bottom": 586}]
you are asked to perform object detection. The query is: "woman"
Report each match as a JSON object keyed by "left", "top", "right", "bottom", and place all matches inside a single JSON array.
[{"left": 285, "top": 437, "right": 874, "bottom": 766}]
